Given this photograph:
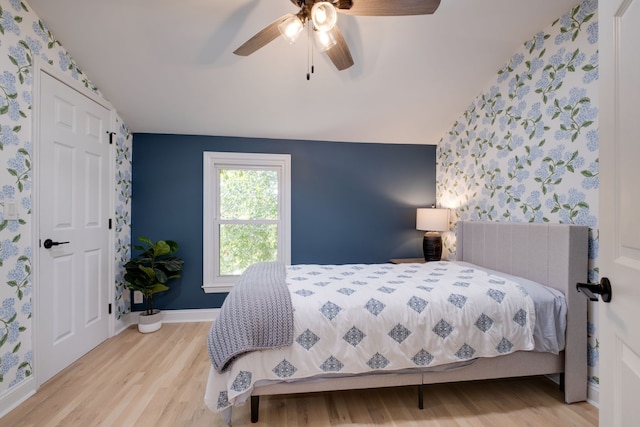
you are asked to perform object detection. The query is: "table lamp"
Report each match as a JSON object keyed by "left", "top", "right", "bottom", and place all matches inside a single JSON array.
[{"left": 416, "top": 207, "right": 449, "bottom": 261}]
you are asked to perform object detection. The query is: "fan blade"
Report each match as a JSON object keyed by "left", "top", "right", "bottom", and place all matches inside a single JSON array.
[
  {"left": 338, "top": 0, "right": 440, "bottom": 16},
  {"left": 233, "top": 14, "right": 294, "bottom": 56},
  {"left": 325, "top": 26, "right": 354, "bottom": 71}
]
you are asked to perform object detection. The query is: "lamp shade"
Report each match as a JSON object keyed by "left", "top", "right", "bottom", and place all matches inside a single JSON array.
[
  {"left": 416, "top": 208, "right": 449, "bottom": 232},
  {"left": 278, "top": 15, "right": 304, "bottom": 44},
  {"left": 314, "top": 30, "right": 337, "bottom": 51}
]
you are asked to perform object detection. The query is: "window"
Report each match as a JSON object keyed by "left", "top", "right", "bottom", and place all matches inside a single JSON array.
[{"left": 203, "top": 152, "right": 291, "bottom": 292}]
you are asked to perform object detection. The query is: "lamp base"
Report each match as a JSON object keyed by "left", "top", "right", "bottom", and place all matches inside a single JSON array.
[{"left": 423, "top": 232, "right": 443, "bottom": 262}]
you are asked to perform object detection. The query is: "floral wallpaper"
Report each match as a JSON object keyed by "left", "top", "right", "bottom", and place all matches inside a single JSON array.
[
  {"left": 436, "top": 0, "right": 599, "bottom": 387},
  {"left": 0, "top": 0, "right": 131, "bottom": 397},
  {"left": 114, "top": 118, "right": 132, "bottom": 326}
]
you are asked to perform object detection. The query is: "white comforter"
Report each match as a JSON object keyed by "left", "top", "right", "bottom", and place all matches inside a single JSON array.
[{"left": 205, "top": 261, "right": 535, "bottom": 415}]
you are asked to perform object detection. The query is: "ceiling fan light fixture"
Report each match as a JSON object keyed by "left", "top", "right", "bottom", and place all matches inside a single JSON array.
[
  {"left": 314, "top": 29, "right": 337, "bottom": 51},
  {"left": 311, "top": 2, "right": 337, "bottom": 32},
  {"left": 278, "top": 15, "right": 304, "bottom": 44}
]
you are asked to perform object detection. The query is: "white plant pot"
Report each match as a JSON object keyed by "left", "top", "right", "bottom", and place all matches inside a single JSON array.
[{"left": 138, "top": 309, "right": 162, "bottom": 333}]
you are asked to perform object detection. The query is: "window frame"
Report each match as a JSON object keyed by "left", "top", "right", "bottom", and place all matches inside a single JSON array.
[{"left": 202, "top": 152, "right": 291, "bottom": 293}]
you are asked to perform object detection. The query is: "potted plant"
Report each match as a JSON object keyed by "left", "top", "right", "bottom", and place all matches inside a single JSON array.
[{"left": 124, "top": 236, "right": 184, "bottom": 333}]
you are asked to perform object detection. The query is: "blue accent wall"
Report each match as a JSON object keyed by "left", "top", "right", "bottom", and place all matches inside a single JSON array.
[{"left": 132, "top": 134, "right": 436, "bottom": 309}]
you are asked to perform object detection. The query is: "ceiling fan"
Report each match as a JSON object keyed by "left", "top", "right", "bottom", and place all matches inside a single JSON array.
[{"left": 233, "top": 0, "right": 441, "bottom": 72}]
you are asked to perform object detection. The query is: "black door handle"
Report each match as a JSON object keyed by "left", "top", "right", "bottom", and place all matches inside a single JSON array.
[
  {"left": 43, "top": 239, "right": 70, "bottom": 249},
  {"left": 576, "top": 277, "right": 612, "bottom": 303}
]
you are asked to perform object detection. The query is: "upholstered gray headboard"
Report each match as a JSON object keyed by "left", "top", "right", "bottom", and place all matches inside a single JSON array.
[
  {"left": 456, "top": 221, "right": 588, "bottom": 292},
  {"left": 456, "top": 221, "right": 589, "bottom": 402}
]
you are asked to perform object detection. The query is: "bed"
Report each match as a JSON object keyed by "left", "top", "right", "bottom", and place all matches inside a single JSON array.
[{"left": 204, "top": 221, "right": 589, "bottom": 424}]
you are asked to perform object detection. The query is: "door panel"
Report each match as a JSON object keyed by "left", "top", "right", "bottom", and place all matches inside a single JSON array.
[
  {"left": 85, "top": 153, "right": 102, "bottom": 226},
  {"left": 52, "top": 255, "right": 73, "bottom": 342},
  {"left": 53, "top": 142, "right": 75, "bottom": 226},
  {"left": 84, "top": 249, "right": 102, "bottom": 324}
]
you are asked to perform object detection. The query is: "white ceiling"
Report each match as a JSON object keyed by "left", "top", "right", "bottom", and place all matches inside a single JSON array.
[{"left": 28, "top": 0, "right": 578, "bottom": 145}]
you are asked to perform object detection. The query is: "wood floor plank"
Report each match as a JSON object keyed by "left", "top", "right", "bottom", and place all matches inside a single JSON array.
[{"left": 0, "top": 322, "right": 598, "bottom": 427}]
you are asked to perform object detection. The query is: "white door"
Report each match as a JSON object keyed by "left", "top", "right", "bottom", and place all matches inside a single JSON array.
[
  {"left": 37, "top": 71, "right": 111, "bottom": 384},
  {"left": 598, "top": 0, "right": 640, "bottom": 425}
]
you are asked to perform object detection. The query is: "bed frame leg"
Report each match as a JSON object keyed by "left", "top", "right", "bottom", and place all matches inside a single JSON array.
[
  {"left": 559, "top": 373, "right": 566, "bottom": 393},
  {"left": 418, "top": 384, "right": 424, "bottom": 410},
  {"left": 251, "top": 396, "right": 259, "bottom": 423}
]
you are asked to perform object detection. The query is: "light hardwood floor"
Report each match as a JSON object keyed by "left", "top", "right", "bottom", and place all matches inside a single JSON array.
[{"left": 1, "top": 322, "right": 598, "bottom": 426}]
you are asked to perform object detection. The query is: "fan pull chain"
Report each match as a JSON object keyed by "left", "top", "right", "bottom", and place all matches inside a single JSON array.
[
  {"left": 306, "top": 24, "right": 316, "bottom": 80},
  {"left": 311, "top": 26, "right": 315, "bottom": 75},
  {"left": 307, "top": 24, "right": 311, "bottom": 80}
]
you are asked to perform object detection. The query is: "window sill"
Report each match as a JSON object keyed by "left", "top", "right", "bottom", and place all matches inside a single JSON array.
[{"left": 202, "top": 283, "right": 234, "bottom": 294}]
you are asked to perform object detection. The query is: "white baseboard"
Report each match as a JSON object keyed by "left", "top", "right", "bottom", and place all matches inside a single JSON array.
[
  {"left": 113, "top": 312, "right": 134, "bottom": 335},
  {"left": 113, "top": 309, "right": 219, "bottom": 336},
  {"left": 587, "top": 382, "right": 599, "bottom": 408},
  {"left": 545, "top": 373, "right": 560, "bottom": 385},
  {"left": 159, "top": 308, "right": 220, "bottom": 323},
  {"left": 0, "top": 376, "right": 36, "bottom": 419}
]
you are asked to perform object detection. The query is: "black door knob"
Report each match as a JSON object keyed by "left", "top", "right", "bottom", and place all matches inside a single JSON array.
[
  {"left": 43, "top": 239, "right": 70, "bottom": 249},
  {"left": 576, "top": 277, "right": 612, "bottom": 303}
]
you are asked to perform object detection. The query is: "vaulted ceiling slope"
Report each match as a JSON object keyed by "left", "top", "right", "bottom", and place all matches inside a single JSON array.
[{"left": 28, "top": 0, "right": 579, "bottom": 145}]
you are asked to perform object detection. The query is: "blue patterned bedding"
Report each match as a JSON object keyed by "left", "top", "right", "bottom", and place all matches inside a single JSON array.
[{"left": 205, "top": 261, "right": 544, "bottom": 417}]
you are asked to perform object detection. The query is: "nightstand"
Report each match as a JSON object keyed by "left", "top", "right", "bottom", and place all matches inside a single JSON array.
[{"left": 389, "top": 258, "right": 426, "bottom": 264}]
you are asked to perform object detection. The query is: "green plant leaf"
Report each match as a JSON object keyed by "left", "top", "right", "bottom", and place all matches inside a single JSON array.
[
  {"left": 138, "top": 236, "right": 153, "bottom": 245},
  {"left": 138, "top": 264, "right": 156, "bottom": 279},
  {"left": 152, "top": 240, "right": 171, "bottom": 256},
  {"left": 152, "top": 283, "right": 169, "bottom": 293}
]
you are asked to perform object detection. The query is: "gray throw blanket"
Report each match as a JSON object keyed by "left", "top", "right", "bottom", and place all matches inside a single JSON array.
[{"left": 207, "top": 261, "right": 293, "bottom": 373}]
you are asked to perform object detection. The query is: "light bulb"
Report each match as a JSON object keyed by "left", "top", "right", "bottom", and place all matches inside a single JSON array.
[
  {"left": 315, "top": 9, "right": 327, "bottom": 25},
  {"left": 278, "top": 16, "right": 304, "bottom": 44},
  {"left": 311, "top": 2, "right": 337, "bottom": 32},
  {"left": 315, "top": 30, "right": 337, "bottom": 52}
]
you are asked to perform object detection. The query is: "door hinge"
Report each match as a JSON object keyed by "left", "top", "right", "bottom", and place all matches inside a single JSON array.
[
  {"left": 107, "top": 131, "right": 115, "bottom": 144},
  {"left": 108, "top": 303, "right": 112, "bottom": 314},
  {"left": 109, "top": 218, "right": 112, "bottom": 229}
]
